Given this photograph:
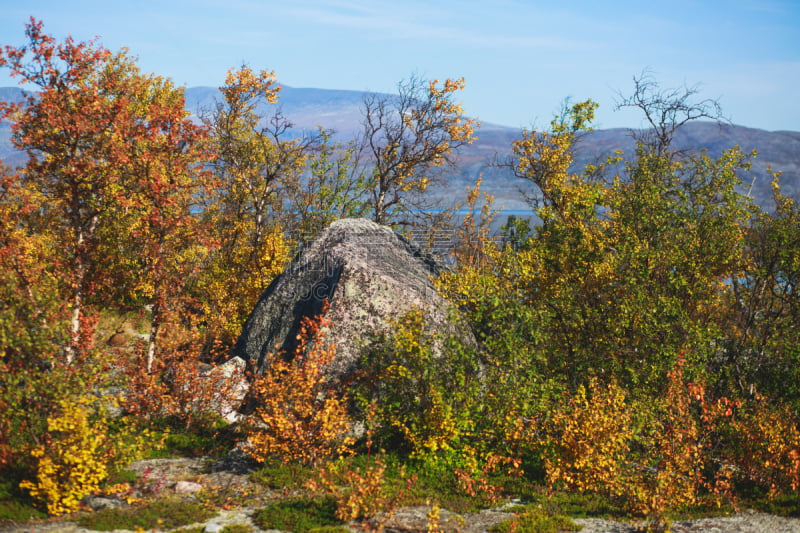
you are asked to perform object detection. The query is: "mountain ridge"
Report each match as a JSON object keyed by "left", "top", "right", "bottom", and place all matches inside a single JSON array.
[{"left": 1, "top": 86, "right": 797, "bottom": 211}]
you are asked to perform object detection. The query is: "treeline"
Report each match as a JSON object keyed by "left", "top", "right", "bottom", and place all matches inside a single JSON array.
[{"left": 1, "top": 18, "right": 799, "bottom": 529}]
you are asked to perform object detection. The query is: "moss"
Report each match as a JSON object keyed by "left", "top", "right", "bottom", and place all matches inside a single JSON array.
[
  {"left": 221, "top": 525, "right": 254, "bottom": 533},
  {"left": 251, "top": 461, "right": 315, "bottom": 490},
  {"left": 253, "top": 497, "right": 344, "bottom": 532},
  {"left": 490, "top": 506, "right": 581, "bottom": 533},
  {"left": 0, "top": 498, "right": 47, "bottom": 523},
  {"left": 77, "top": 498, "right": 215, "bottom": 531}
]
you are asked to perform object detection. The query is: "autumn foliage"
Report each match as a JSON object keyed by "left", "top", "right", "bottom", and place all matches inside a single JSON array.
[
  {"left": 433, "top": 92, "right": 800, "bottom": 528},
  {"left": 18, "top": 396, "right": 154, "bottom": 515},
  {"left": 1, "top": 18, "right": 800, "bottom": 525},
  {"left": 244, "top": 301, "right": 354, "bottom": 466}
]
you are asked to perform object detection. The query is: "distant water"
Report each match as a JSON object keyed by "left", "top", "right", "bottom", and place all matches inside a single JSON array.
[
  {"left": 428, "top": 208, "right": 536, "bottom": 218},
  {"left": 415, "top": 209, "right": 538, "bottom": 241}
]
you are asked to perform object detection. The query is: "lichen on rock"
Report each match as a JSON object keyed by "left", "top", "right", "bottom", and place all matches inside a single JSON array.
[{"left": 233, "top": 217, "right": 469, "bottom": 381}]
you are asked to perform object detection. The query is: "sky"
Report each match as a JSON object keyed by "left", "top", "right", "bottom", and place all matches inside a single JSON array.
[{"left": 1, "top": 0, "right": 799, "bottom": 132}]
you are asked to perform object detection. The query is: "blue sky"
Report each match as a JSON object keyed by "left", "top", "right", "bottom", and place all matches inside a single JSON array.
[{"left": 1, "top": 0, "right": 798, "bottom": 131}]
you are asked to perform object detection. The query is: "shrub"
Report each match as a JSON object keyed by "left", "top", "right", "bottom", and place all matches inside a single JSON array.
[
  {"left": 537, "top": 360, "right": 715, "bottom": 532},
  {"left": 18, "top": 394, "right": 154, "bottom": 516},
  {"left": 19, "top": 397, "right": 109, "bottom": 515},
  {"left": 312, "top": 457, "right": 389, "bottom": 522},
  {"left": 357, "top": 307, "right": 482, "bottom": 459},
  {"left": 625, "top": 358, "right": 709, "bottom": 530},
  {"left": 539, "top": 378, "right": 633, "bottom": 499},
  {"left": 120, "top": 326, "right": 244, "bottom": 433},
  {"left": 723, "top": 394, "right": 800, "bottom": 497},
  {"left": 243, "top": 300, "right": 353, "bottom": 466}
]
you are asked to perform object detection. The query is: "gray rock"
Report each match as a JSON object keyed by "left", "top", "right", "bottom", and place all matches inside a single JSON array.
[
  {"left": 233, "top": 218, "right": 468, "bottom": 381},
  {"left": 372, "top": 504, "right": 515, "bottom": 533},
  {"left": 201, "top": 356, "right": 248, "bottom": 423},
  {"left": 81, "top": 494, "right": 126, "bottom": 511}
]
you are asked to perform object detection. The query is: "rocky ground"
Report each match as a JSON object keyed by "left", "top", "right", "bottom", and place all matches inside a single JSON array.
[
  {"left": 2, "top": 457, "right": 799, "bottom": 533},
  {"left": 573, "top": 513, "right": 800, "bottom": 533}
]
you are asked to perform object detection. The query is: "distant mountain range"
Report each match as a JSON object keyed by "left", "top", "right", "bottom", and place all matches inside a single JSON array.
[{"left": 2, "top": 86, "right": 798, "bottom": 212}]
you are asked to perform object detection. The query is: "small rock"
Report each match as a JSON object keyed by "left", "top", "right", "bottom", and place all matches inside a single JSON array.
[
  {"left": 81, "top": 494, "right": 126, "bottom": 511},
  {"left": 174, "top": 480, "right": 203, "bottom": 494},
  {"left": 204, "top": 524, "right": 223, "bottom": 533},
  {"left": 204, "top": 356, "right": 249, "bottom": 423}
]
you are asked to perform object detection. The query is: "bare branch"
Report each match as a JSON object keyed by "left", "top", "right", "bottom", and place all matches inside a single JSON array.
[
  {"left": 355, "top": 75, "right": 478, "bottom": 225},
  {"left": 615, "top": 70, "right": 728, "bottom": 156}
]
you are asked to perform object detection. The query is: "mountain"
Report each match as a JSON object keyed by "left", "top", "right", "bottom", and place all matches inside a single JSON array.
[
  {"left": 567, "top": 123, "right": 800, "bottom": 212},
  {"left": 184, "top": 85, "right": 368, "bottom": 138},
  {"left": 2, "top": 86, "right": 798, "bottom": 211}
]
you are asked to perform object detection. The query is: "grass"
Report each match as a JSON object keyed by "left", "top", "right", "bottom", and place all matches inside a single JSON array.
[
  {"left": 251, "top": 460, "right": 316, "bottom": 490},
  {"left": 77, "top": 497, "right": 216, "bottom": 531},
  {"left": 95, "top": 308, "right": 151, "bottom": 340},
  {"left": 751, "top": 492, "right": 800, "bottom": 517},
  {"left": 103, "top": 468, "right": 139, "bottom": 487},
  {"left": 335, "top": 452, "right": 505, "bottom": 513},
  {"left": 146, "top": 415, "right": 239, "bottom": 459},
  {"left": 4, "top": 438, "right": 799, "bottom": 531},
  {"left": 219, "top": 525, "right": 254, "bottom": 533},
  {"left": 251, "top": 450, "right": 620, "bottom": 533},
  {"left": 163, "top": 428, "right": 233, "bottom": 458},
  {"left": 166, "top": 524, "right": 254, "bottom": 533},
  {"left": 250, "top": 451, "right": 509, "bottom": 514},
  {"left": 249, "top": 451, "right": 623, "bottom": 517},
  {"left": 253, "top": 496, "right": 344, "bottom": 532},
  {"left": 527, "top": 488, "right": 624, "bottom": 519},
  {"left": 0, "top": 474, "right": 47, "bottom": 524},
  {"left": 0, "top": 498, "right": 47, "bottom": 523},
  {"left": 490, "top": 505, "right": 581, "bottom": 533}
]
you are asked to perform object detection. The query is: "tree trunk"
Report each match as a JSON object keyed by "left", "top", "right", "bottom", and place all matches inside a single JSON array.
[
  {"left": 146, "top": 299, "right": 161, "bottom": 373},
  {"left": 66, "top": 282, "right": 83, "bottom": 365},
  {"left": 375, "top": 188, "right": 386, "bottom": 224},
  {"left": 66, "top": 219, "right": 95, "bottom": 365},
  {"left": 146, "top": 235, "right": 165, "bottom": 373}
]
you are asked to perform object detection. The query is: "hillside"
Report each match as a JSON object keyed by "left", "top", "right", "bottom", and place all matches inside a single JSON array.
[{"left": 2, "top": 85, "right": 797, "bottom": 212}]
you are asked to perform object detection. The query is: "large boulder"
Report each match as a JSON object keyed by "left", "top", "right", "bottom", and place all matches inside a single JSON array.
[{"left": 233, "top": 218, "right": 466, "bottom": 380}]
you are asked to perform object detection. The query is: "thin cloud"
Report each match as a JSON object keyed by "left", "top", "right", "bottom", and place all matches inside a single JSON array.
[{"left": 284, "top": 0, "right": 590, "bottom": 52}]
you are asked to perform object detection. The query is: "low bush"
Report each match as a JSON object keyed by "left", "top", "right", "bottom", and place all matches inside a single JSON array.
[
  {"left": 18, "top": 395, "right": 156, "bottom": 516},
  {"left": 244, "top": 302, "right": 354, "bottom": 467}
]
